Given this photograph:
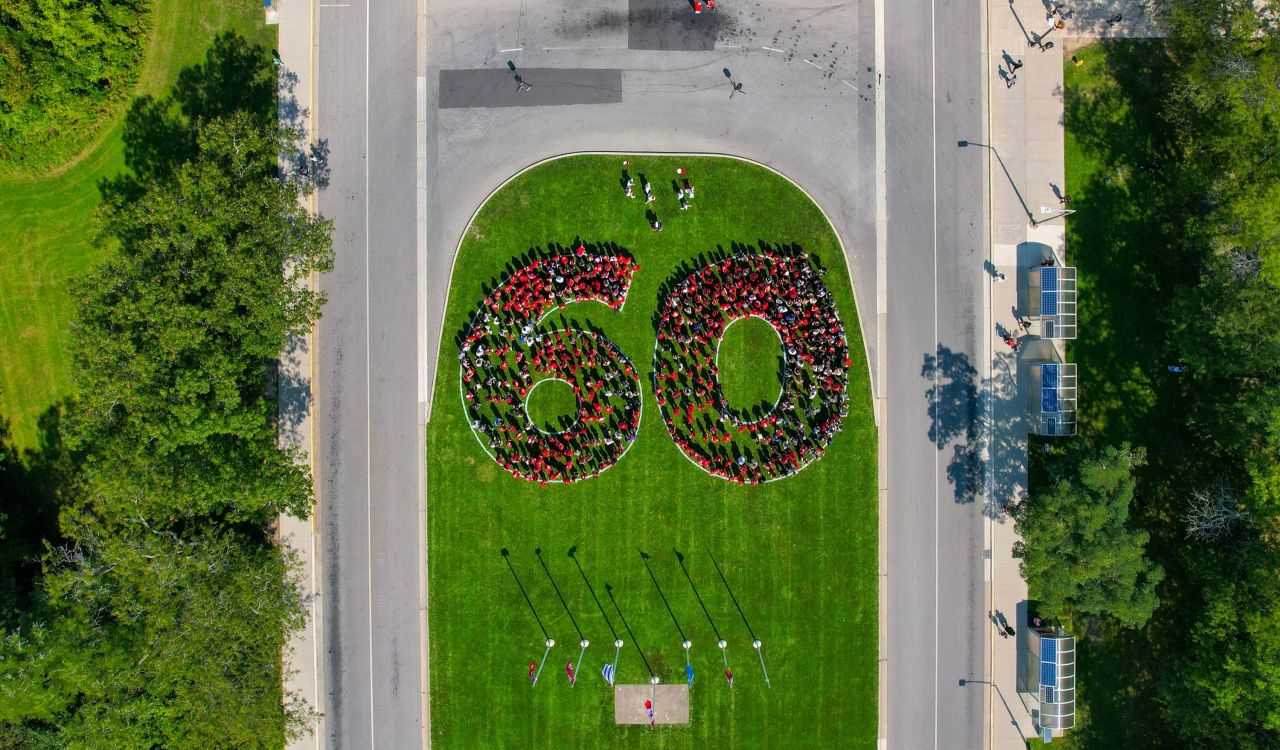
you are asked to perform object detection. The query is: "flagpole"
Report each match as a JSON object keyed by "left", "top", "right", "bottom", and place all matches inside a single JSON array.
[
  {"left": 650, "top": 674, "right": 659, "bottom": 728},
  {"left": 574, "top": 639, "right": 588, "bottom": 688},
  {"left": 753, "top": 639, "right": 771, "bottom": 688},
  {"left": 612, "top": 639, "right": 622, "bottom": 684},
  {"left": 533, "top": 638, "right": 554, "bottom": 686},
  {"left": 718, "top": 639, "right": 731, "bottom": 687}
]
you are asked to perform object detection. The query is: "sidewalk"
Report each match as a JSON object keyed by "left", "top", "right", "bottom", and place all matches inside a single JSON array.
[
  {"left": 984, "top": 0, "right": 1068, "bottom": 747},
  {"left": 983, "top": 2, "right": 1160, "bottom": 746},
  {"left": 275, "top": 0, "right": 324, "bottom": 748}
]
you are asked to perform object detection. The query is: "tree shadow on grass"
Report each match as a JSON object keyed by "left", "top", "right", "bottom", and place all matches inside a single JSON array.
[
  {"left": 0, "top": 403, "right": 77, "bottom": 629},
  {"left": 102, "top": 32, "right": 324, "bottom": 201}
]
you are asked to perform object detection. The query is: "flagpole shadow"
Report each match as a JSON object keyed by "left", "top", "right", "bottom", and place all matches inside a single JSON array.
[
  {"left": 501, "top": 548, "right": 549, "bottom": 641},
  {"left": 639, "top": 548, "right": 687, "bottom": 644},
  {"left": 606, "top": 582, "right": 656, "bottom": 679},
  {"left": 568, "top": 546, "right": 620, "bottom": 641}
]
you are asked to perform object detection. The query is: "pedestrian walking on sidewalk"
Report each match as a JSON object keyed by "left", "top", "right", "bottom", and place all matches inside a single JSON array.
[
  {"left": 996, "top": 272, "right": 1006, "bottom": 282},
  {"left": 1059, "top": 193, "right": 1071, "bottom": 206},
  {"left": 991, "top": 611, "right": 1009, "bottom": 638},
  {"left": 1004, "top": 70, "right": 1017, "bottom": 88},
  {"left": 1010, "top": 57, "right": 1024, "bottom": 72}
]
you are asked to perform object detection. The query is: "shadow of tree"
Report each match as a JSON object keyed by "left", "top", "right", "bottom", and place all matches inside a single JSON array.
[
  {"left": 922, "top": 345, "right": 1026, "bottom": 518},
  {"left": 0, "top": 403, "right": 77, "bottom": 629},
  {"left": 102, "top": 32, "right": 325, "bottom": 200}
]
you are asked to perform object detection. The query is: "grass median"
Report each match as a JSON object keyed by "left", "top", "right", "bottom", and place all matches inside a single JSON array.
[{"left": 427, "top": 155, "right": 878, "bottom": 749}]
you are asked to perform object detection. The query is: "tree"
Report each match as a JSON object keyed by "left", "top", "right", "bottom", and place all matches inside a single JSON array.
[
  {"left": 0, "top": 0, "right": 150, "bottom": 173},
  {"left": 69, "top": 112, "right": 333, "bottom": 525},
  {"left": 1183, "top": 480, "right": 1253, "bottom": 542},
  {"left": 0, "top": 514, "right": 310, "bottom": 749},
  {"left": 1160, "top": 545, "right": 1280, "bottom": 750},
  {"left": 1014, "top": 444, "right": 1165, "bottom": 627}
]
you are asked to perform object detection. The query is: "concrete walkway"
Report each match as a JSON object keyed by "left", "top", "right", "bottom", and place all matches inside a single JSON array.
[
  {"left": 984, "top": 0, "right": 1066, "bottom": 747},
  {"left": 276, "top": 0, "right": 325, "bottom": 747},
  {"left": 983, "top": 2, "right": 1158, "bottom": 746}
]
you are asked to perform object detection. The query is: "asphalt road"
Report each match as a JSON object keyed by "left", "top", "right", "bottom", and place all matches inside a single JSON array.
[
  {"left": 884, "top": 0, "right": 990, "bottom": 747},
  {"left": 307, "top": 0, "right": 989, "bottom": 745},
  {"left": 313, "top": 0, "right": 425, "bottom": 747}
]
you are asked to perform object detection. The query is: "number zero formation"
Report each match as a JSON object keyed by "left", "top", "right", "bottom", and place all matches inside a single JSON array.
[{"left": 459, "top": 245, "right": 851, "bottom": 485}]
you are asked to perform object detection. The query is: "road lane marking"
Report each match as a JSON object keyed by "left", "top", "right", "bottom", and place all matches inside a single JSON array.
[
  {"left": 842, "top": 79, "right": 857, "bottom": 90},
  {"left": 803, "top": 58, "right": 823, "bottom": 69},
  {"left": 931, "top": 0, "right": 940, "bottom": 747},
  {"left": 365, "top": 0, "right": 375, "bottom": 747},
  {"left": 500, "top": 47, "right": 522, "bottom": 52}
]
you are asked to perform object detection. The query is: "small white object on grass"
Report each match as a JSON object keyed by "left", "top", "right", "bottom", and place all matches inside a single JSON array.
[
  {"left": 546, "top": 638, "right": 555, "bottom": 648},
  {"left": 752, "top": 639, "right": 762, "bottom": 650},
  {"left": 615, "top": 638, "right": 625, "bottom": 648},
  {"left": 718, "top": 640, "right": 727, "bottom": 649},
  {"left": 682, "top": 639, "right": 692, "bottom": 650},
  {"left": 580, "top": 638, "right": 590, "bottom": 648}
]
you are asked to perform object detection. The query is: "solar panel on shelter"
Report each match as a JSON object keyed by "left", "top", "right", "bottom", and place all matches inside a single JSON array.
[
  {"left": 1037, "top": 633, "right": 1077, "bottom": 735},
  {"left": 1036, "top": 266, "right": 1077, "bottom": 339},
  {"left": 1039, "top": 366, "right": 1059, "bottom": 412}
]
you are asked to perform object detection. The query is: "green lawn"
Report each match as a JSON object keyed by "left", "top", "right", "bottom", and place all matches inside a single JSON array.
[
  {"left": 526, "top": 378, "right": 579, "bottom": 434},
  {"left": 718, "top": 316, "right": 784, "bottom": 414},
  {"left": 0, "top": 0, "right": 274, "bottom": 450},
  {"left": 427, "top": 155, "right": 878, "bottom": 749}
]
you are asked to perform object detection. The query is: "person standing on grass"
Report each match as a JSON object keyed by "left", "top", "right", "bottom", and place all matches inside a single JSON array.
[{"left": 528, "top": 660, "right": 537, "bottom": 683}]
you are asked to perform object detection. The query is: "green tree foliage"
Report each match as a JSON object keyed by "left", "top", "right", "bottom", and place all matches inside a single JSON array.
[
  {"left": 1159, "top": 545, "right": 1280, "bottom": 749},
  {"left": 1155, "top": 0, "right": 1280, "bottom": 283},
  {"left": 69, "top": 112, "right": 333, "bottom": 524},
  {"left": 1015, "top": 445, "right": 1164, "bottom": 627},
  {"left": 1, "top": 34, "right": 329, "bottom": 747},
  {"left": 0, "top": 516, "right": 308, "bottom": 749},
  {"left": 0, "top": 0, "right": 149, "bottom": 174}
]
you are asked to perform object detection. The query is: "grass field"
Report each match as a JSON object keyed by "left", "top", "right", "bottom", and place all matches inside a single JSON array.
[
  {"left": 426, "top": 155, "right": 878, "bottom": 749},
  {"left": 0, "top": 0, "right": 274, "bottom": 450}
]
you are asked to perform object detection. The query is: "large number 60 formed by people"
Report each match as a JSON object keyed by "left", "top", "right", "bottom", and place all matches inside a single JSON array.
[{"left": 459, "top": 243, "right": 850, "bottom": 486}]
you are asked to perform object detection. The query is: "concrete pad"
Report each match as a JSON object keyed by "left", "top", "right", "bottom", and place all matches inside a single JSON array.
[
  {"left": 614, "top": 684, "right": 690, "bottom": 724},
  {"left": 439, "top": 68, "right": 624, "bottom": 109}
]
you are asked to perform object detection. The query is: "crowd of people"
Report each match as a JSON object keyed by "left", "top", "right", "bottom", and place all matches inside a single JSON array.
[
  {"left": 459, "top": 248, "right": 642, "bottom": 484},
  {"left": 652, "top": 250, "right": 851, "bottom": 484}
]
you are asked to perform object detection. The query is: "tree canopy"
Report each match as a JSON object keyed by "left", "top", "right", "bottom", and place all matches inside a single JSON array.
[
  {"left": 0, "top": 0, "right": 150, "bottom": 175},
  {"left": 1015, "top": 444, "right": 1164, "bottom": 628},
  {"left": 0, "top": 33, "right": 330, "bottom": 748}
]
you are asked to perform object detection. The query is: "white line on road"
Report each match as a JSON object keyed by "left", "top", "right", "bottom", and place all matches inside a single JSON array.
[
  {"left": 802, "top": 58, "right": 823, "bottom": 69},
  {"left": 762, "top": 46, "right": 784, "bottom": 52},
  {"left": 365, "top": 0, "right": 375, "bottom": 747},
  {"left": 842, "top": 79, "right": 857, "bottom": 90},
  {"left": 500, "top": 47, "right": 522, "bottom": 52},
  {"left": 717, "top": 44, "right": 742, "bottom": 48},
  {"left": 319, "top": 3, "right": 351, "bottom": 7},
  {"left": 931, "top": 0, "right": 940, "bottom": 746}
]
